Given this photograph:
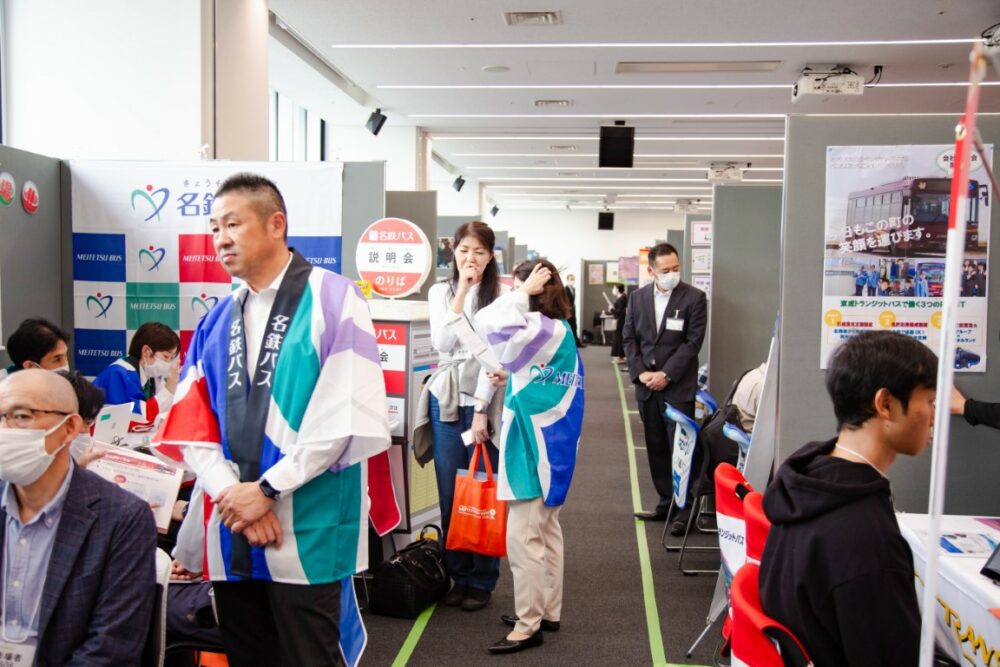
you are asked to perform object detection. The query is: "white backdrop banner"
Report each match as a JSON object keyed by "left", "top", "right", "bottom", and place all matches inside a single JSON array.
[{"left": 69, "top": 161, "right": 343, "bottom": 375}]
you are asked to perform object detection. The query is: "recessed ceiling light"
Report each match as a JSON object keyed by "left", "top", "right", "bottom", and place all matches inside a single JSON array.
[
  {"left": 482, "top": 65, "right": 511, "bottom": 73},
  {"left": 534, "top": 99, "right": 573, "bottom": 107},
  {"left": 503, "top": 11, "right": 562, "bottom": 26},
  {"left": 616, "top": 60, "right": 781, "bottom": 73},
  {"left": 331, "top": 38, "right": 977, "bottom": 49},
  {"left": 548, "top": 145, "right": 578, "bottom": 151}
]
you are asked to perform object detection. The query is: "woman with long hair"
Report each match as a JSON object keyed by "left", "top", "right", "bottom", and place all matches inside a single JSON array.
[
  {"left": 473, "top": 259, "right": 585, "bottom": 655},
  {"left": 420, "top": 221, "right": 507, "bottom": 611}
]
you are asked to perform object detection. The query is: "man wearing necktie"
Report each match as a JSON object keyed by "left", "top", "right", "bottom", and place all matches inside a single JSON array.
[{"left": 623, "top": 243, "right": 707, "bottom": 535}]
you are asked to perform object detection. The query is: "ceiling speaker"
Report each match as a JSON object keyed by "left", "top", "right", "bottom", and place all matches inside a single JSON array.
[
  {"left": 598, "top": 211, "right": 615, "bottom": 230},
  {"left": 599, "top": 123, "right": 634, "bottom": 168}
]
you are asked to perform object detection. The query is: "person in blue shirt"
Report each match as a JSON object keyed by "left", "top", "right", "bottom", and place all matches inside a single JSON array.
[
  {"left": 92, "top": 321, "right": 180, "bottom": 429},
  {"left": 853, "top": 269, "right": 867, "bottom": 296},
  {"left": 865, "top": 265, "right": 879, "bottom": 296},
  {"left": 914, "top": 271, "right": 929, "bottom": 297}
]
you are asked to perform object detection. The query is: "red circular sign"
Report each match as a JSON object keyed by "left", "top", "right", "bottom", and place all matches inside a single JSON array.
[
  {"left": 21, "top": 181, "right": 39, "bottom": 215},
  {"left": 356, "top": 218, "right": 432, "bottom": 298}
]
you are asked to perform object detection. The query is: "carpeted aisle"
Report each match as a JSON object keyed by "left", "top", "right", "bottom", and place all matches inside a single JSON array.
[{"left": 361, "top": 345, "right": 719, "bottom": 666}]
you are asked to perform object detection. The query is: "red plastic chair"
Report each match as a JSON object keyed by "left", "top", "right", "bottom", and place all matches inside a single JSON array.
[
  {"left": 715, "top": 463, "right": 753, "bottom": 583},
  {"left": 731, "top": 563, "right": 813, "bottom": 667},
  {"left": 743, "top": 491, "right": 771, "bottom": 565}
]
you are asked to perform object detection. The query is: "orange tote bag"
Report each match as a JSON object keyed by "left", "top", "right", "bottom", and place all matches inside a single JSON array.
[{"left": 445, "top": 442, "right": 508, "bottom": 557}]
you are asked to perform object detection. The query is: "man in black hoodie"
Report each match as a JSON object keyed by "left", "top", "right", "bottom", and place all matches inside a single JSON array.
[{"left": 759, "top": 330, "right": 937, "bottom": 666}]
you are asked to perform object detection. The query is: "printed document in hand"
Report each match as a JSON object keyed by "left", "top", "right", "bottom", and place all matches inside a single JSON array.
[{"left": 88, "top": 442, "right": 183, "bottom": 532}]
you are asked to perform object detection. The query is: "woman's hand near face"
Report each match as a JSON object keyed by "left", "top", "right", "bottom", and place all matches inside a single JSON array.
[{"left": 522, "top": 263, "right": 552, "bottom": 296}]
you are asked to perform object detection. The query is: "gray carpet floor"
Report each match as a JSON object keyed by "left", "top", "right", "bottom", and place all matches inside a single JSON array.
[{"left": 361, "top": 345, "right": 722, "bottom": 666}]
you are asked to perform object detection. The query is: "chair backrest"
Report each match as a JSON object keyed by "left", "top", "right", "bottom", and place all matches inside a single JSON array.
[
  {"left": 665, "top": 403, "right": 701, "bottom": 510},
  {"left": 731, "top": 564, "right": 813, "bottom": 667},
  {"left": 715, "top": 463, "right": 753, "bottom": 586},
  {"left": 142, "top": 548, "right": 172, "bottom": 667},
  {"left": 743, "top": 491, "right": 771, "bottom": 565}
]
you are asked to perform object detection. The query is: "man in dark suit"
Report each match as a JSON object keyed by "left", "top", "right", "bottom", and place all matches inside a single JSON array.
[
  {"left": 623, "top": 243, "right": 708, "bottom": 535},
  {"left": 0, "top": 369, "right": 157, "bottom": 665},
  {"left": 564, "top": 273, "right": 585, "bottom": 347}
]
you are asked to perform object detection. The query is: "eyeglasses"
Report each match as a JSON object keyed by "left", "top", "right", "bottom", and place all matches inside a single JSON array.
[{"left": 0, "top": 408, "right": 71, "bottom": 429}]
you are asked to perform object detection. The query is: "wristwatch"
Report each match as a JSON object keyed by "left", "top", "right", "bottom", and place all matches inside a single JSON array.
[
  {"left": 473, "top": 400, "right": 489, "bottom": 414},
  {"left": 259, "top": 478, "right": 281, "bottom": 500}
]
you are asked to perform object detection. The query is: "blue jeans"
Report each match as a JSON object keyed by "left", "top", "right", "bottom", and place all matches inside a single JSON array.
[{"left": 429, "top": 395, "right": 501, "bottom": 592}]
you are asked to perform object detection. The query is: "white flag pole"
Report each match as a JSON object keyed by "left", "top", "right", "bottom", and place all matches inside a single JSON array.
[{"left": 917, "top": 41, "right": 987, "bottom": 667}]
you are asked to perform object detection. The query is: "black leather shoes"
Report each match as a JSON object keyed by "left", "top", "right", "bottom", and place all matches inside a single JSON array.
[
  {"left": 501, "top": 614, "right": 560, "bottom": 632},
  {"left": 634, "top": 510, "right": 669, "bottom": 521},
  {"left": 669, "top": 520, "right": 688, "bottom": 536},
  {"left": 444, "top": 584, "right": 467, "bottom": 606},
  {"left": 461, "top": 587, "right": 491, "bottom": 611},
  {"left": 488, "top": 631, "right": 544, "bottom": 654}
]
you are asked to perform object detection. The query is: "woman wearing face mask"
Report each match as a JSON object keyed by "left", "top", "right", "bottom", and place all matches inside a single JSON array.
[
  {"left": 469, "top": 260, "right": 584, "bottom": 654},
  {"left": 413, "top": 221, "right": 508, "bottom": 612},
  {"left": 93, "top": 321, "right": 180, "bottom": 431},
  {"left": 609, "top": 283, "right": 628, "bottom": 363}
]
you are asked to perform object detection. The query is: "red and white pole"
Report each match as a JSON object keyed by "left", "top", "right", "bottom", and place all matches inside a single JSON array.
[{"left": 918, "top": 41, "right": 986, "bottom": 667}]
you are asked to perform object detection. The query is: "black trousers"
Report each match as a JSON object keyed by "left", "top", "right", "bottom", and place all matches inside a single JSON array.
[
  {"left": 213, "top": 579, "right": 344, "bottom": 667},
  {"left": 567, "top": 314, "right": 582, "bottom": 345},
  {"left": 637, "top": 395, "right": 696, "bottom": 515}
]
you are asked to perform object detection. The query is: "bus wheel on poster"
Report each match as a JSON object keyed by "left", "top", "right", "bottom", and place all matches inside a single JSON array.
[{"left": 355, "top": 218, "right": 433, "bottom": 299}]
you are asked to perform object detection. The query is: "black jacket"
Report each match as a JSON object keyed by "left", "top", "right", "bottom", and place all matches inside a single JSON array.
[
  {"left": 759, "top": 439, "right": 920, "bottom": 667},
  {"left": 622, "top": 281, "right": 707, "bottom": 402},
  {"left": 964, "top": 398, "right": 1000, "bottom": 429}
]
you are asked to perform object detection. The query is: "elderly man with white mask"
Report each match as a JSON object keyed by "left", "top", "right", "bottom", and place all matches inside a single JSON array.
[{"left": 0, "top": 369, "right": 156, "bottom": 665}]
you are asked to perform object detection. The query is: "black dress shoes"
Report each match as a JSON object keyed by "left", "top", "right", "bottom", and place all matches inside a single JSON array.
[
  {"left": 634, "top": 510, "right": 669, "bottom": 521},
  {"left": 669, "top": 520, "right": 688, "bottom": 536},
  {"left": 444, "top": 583, "right": 467, "bottom": 606},
  {"left": 488, "top": 631, "right": 544, "bottom": 654},
  {"left": 461, "top": 587, "right": 491, "bottom": 611},
  {"left": 501, "top": 614, "right": 560, "bottom": 632}
]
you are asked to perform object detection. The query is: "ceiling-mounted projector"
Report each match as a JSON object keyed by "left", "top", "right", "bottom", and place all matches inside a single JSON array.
[
  {"left": 792, "top": 66, "right": 865, "bottom": 103},
  {"left": 675, "top": 199, "right": 699, "bottom": 212},
  {"left": 708, "top": 162, "right": 745, "bottom": 183}
]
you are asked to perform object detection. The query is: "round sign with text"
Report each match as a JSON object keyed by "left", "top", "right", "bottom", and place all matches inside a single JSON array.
[
  {"left": 356, "top": 217, "right": 432, "bottom": 298},
  {"left": 0, "top": 172, "right": 15, "bottom": 207}
]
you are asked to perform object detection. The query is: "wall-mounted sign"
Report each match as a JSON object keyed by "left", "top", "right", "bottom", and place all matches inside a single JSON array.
[
  {"left": 356, "top": 217, "right": 432, "bottom": 298},
  {"left": 691, "top": 220, "right": 713, "bottom": 246}
]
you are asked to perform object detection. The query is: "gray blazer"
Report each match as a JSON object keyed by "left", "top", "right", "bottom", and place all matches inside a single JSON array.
[{"left": 0, "top": 465, "right": 158, "bottom": 666}]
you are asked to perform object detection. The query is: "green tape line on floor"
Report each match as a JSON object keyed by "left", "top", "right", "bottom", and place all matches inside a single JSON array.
[{"left": 390, "top": 602, "right": 437, "bottom": 667}]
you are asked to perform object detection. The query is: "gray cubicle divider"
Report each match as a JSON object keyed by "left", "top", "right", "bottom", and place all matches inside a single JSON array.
[
  {"left": 779, "top": 115, "right": 1000, "bottom": 514},
  {"left": 386, "top": 191, "right": 437, "bottom": 302},
  {"left": 0, "top": 145, "right": 64, "bottom": 366},
  {"left": 340, "top": 161, "right": 387, "bottom": 283},
  {"left": 514, "top": 244, "right": 527, "bottom": 265},
  {"left": 581, "top": 259, "right": 617, "bottom": 345},
  {"left": 710, "top": 185, "right": 782, "bottom": 397},
  {"left": 507, "top": 235, "right": 516, "bottom": 270},
  {"left": 436, "top": 215, "right": 474, "bottom": 279},
  {"left": 494, "top": 230, "right": 509, "bottom": 274}
]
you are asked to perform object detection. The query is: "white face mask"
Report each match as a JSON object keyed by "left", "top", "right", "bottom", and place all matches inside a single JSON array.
[
  {"left": 0, "top": 416, "right": 70, "bottom": 486},
  {"left": 655, "top": 272, "right": 680, "bottom": 291},
  {"left": 70, "top": 432, "right": 92, "bottom": 462},
  {"left": 146, "top": 357, "right": 174, "bottom": 380}
]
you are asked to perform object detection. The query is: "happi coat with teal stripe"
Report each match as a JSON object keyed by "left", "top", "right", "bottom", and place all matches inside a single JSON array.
[
  {"left": 475, "top": 290, "right": 584, "bottom": 506},
  {"left": 153, "top": 254, "right": 391, "bottom": 585}
]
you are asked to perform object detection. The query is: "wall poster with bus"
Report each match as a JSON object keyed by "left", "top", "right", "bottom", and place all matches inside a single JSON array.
[{"left": 821, "top": 144, "right": 992, "bottom": 371}]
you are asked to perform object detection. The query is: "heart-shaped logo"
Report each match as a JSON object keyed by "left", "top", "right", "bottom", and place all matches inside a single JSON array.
[
  {"left": 130, "top": 184, "right": 170, "bottom": 222},
  {"left": 86, "top": 293, "right": 114, "bottom": 318},
  {"left": 191, "top": 293, "right": 220, "bottom": 315},
  {"left": 138, "top": 246, "right": 167, "bottom": 271}
]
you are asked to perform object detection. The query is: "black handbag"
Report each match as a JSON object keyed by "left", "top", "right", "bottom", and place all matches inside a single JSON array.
[{"left": 368, "top": 525, "right": 449, "bottom": 619}]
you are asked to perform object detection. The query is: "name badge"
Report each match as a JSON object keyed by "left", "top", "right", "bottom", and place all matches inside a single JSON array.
[
  {"left": 666, "top": 317, "right": 685, "bottom": 332},
  {"left": 0, "top": 638, "right": 37, "bottom": 666}
]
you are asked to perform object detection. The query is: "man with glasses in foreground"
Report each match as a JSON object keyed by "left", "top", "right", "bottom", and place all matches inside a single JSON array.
[{"left": 0, "top": 369, "right": 156, "bottom": 664}]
